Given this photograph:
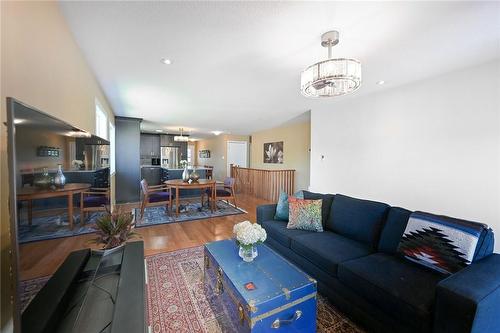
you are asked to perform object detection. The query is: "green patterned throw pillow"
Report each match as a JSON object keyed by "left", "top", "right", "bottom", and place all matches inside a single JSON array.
[
  {"left": 274, "top": 190, "right": 303, "bottom": 221},
  {"left": 287, "top": 196, "right": 323, "bottom": 232}
]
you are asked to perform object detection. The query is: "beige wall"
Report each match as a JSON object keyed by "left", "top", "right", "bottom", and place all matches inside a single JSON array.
[
  {"left": 196, "top": 134, "right": 249, "bottom": 181},
  {"left": 1, "top": 2, "right": 115, "bottom": 331},
  {"left": 250, "top": 121, "right": 311, "bottom": 191}
]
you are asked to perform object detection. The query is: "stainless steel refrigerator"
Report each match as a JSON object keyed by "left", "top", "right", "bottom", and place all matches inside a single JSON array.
[
  {"left": 83, "top": 144, "right": 110, "bottom": 170},
  {"left": 161, "top": 146, "right": 179, "bottom": 168}
]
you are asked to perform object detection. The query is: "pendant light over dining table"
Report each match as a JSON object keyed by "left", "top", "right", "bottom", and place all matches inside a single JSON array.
[
  {"left": 174, "top": 128, "right": 189, "bottom": 142},
  {"left": 301, "top": 31, "right": 361, "bottom": 98}
]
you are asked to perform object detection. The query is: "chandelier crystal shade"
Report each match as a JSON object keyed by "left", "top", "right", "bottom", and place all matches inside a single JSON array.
[{"left": 301, "top": 31, "right": 361, "bottom": 98}]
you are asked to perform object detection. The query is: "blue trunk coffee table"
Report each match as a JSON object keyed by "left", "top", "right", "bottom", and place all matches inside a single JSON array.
[{"left": 204, "top": 239, "right": 317, "bottom": 332}]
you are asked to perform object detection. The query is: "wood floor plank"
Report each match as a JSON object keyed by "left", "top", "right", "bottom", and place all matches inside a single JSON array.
[{"left": 18, "top": 194, "right": 271, "bottom": 280}]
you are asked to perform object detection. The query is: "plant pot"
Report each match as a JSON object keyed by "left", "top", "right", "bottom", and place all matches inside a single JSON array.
[{"left": 92, "top": 243, "right": 125, "bottom": 256}]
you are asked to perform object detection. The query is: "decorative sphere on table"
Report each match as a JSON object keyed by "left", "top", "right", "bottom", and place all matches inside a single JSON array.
[{"left": 189, "top": 167, "right": 200, "bottom": 182}]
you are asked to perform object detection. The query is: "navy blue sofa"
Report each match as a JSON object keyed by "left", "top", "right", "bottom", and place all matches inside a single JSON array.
[{"left": 256, "top": 192, "right": 499, "bottom": 333}]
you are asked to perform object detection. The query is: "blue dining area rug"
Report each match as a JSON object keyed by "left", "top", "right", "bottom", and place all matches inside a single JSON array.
[
  {"left": 134, "top": 200, "right": 246, "bottom": 228},
  {"left": 18, "top": 211, "right": 105, "bottom": 244}
]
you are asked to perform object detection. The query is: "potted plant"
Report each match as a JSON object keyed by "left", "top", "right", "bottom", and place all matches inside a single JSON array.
[
  {"left": 90, "top": 207, "right": 139, "bottom": 254},
  {"left": 233, "top": 221, "right": 267, "bottom": 262}
]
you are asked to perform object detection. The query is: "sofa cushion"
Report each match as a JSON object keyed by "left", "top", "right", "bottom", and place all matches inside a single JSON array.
[
  {"left": 291, "top": 231, "right": 373, "bottom": 277},
  {"left": 302, "top": 191, "right": 335, "bottom": 229},
  {"left": 338, "top": 253, "right": 445, "bottom": 329},
  {"left": 329, "top": 194, "right": 390, "bottom": 247},
  {"left": 287, "top": 197, "right": 323, "bottom": 232},
  {"left": 378, "top": 207, "right": 412, "bottom": 254},
  {"left": 274, "top": 190, "right": 304, "bottom": 221},
  {"left": 261, "top": 220, "right": 312, "bottom": 248}
]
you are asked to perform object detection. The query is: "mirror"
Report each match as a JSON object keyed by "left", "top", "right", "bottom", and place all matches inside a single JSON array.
[{"left": 7, "top": 98, "right": 111, "bottom": 330}]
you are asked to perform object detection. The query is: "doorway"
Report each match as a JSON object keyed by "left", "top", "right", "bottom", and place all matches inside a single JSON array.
[{"left": 227, "top": 141, "right": 248, "bottom": 176}]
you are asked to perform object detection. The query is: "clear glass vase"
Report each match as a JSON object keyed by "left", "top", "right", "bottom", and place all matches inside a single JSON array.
[{"left": 239, "top": 245, "right": 258, "bottom": 262}]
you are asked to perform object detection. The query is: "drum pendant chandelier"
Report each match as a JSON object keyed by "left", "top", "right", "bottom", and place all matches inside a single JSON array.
[{"left": 301, "top": 31, "right": 361, "bottom": 98}]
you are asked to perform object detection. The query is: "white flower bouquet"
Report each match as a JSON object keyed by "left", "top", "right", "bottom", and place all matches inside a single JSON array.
[{"left": 233, "top": 221, "right": 267, "bottom": 250}]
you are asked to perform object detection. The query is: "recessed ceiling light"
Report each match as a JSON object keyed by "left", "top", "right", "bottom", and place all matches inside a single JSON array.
[
  {"left": 155, "top": 129, "right": 163, "bottom": 132},
  {"left": 13, "top": 118, "right": 25, "bottom": 124},
  {"left": 160, "top": 58, "right": 172, "bottom": 65},
  {"left": 211, "top": 131, "right": 223, "bottom": 136},
  {"left": 376, "top": 80, "right": 385, "bottom": 85}
]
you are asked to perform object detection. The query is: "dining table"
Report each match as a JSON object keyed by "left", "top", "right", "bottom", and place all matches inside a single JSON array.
[
  {"left": 164, "top": 179, "right": 216, "bottom": 217},
  {"left": 16, "top": 183, "right": 92, "bottom": 229}
]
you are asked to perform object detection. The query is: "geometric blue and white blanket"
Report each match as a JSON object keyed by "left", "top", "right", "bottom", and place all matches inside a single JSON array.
[{"left": 397, "top": 211, "right": 487, "bottom": 274}]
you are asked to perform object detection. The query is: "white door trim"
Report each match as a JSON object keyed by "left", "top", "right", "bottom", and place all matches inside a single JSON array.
[{"left": 226, "top": 140, "right": 248, "bottom": 176}]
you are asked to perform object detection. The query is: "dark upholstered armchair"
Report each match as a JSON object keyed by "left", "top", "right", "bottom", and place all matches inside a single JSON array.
[{"left": 140, "top": 179, "right": 172, "bottom": 218}]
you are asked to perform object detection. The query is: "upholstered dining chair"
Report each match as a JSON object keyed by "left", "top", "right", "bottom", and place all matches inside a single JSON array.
[
  {"left": 80, "top": 187, "right": 110, "bottom": 222},
  {"left": 140, "top": 179, "right": 172, "bottom": 218},
  {"left": 204, "top": 177, "right": 237, "bottom": 208}
]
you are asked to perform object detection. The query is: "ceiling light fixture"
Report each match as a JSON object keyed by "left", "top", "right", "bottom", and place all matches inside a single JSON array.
[
  {"left": 155, "top": 129, "right": 163, "bottom": 132},
  {"left": 160, "top": 58, "right": 172, "bottom": 65},
  {"left": 174, "top": 128, "right": 189, "bottom": 142},
  {"left": 211, "top": 131, "right": 223, "bottom": 136},
  {"left": 376, "top": 80, "right": 385, "bottom": 85},
  {"left": 301, "top": 30, "right": 361, "bottom": 98},
  {"left": 13, "top": 119, "right": 25, "bottom": 124}
]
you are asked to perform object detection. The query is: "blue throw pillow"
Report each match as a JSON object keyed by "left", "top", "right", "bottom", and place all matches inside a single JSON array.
[
  {"left": 274, "top": 190, "right": 303, "bottom": 221},
  {"left": 397, "top": 211, "right": 488, "bottom": 274}
]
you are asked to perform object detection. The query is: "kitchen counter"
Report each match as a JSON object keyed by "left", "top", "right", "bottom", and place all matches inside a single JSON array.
[{"left": 20, "top": 167, "right": 109, "bottom": 174}]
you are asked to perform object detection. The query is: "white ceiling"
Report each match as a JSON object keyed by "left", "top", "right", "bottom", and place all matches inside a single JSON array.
[{"left": 59, "top": 1, "right": 500, "bottom": 138}]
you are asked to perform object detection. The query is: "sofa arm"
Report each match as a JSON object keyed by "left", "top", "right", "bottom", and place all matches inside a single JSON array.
[
  {"left": 256, "top": 204, "right": 277, "bottom": 225},
  {"left": 434, "top": 254, "right": 500, "bottom": 333}
]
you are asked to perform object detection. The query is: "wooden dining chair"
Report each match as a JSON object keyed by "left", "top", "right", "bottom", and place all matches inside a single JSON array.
[
  {"left": 204, "top": 165, "right": 213, "bottom": 180},
  {"left": 80, "top": 187, "right": 110, "bottom": 222},
  {"left": 204, "top": 177, "right": 237, "bottom": 208},
  {"left": 140, "top": 179, "right": 173, "bottom": 218}
]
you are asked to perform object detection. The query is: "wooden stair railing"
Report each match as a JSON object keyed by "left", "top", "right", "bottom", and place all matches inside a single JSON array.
[{"left": 230, "top": 164, "right": 295, "bottom": 202}]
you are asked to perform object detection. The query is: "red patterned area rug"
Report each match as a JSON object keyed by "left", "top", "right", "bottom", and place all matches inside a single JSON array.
[
  {"left": 146, "top": 246, "right": 364, "bottom": 333},
  {"left": 20, "top": 246, "right": 364, "bottom": 332}
]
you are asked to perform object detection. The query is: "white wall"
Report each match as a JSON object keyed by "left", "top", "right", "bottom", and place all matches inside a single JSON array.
[{"left": 310, "top": 60, "right": 500, "bottom": 252}]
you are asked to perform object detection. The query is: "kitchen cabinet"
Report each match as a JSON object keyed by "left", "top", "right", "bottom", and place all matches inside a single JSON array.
[
  {"left": 140, "top": 134, "right": 160, "bottom": 157},
  {"left": 160, "top": 134, "right": 174, "bottom": 146},
  {"left": 152, "top": 135, "right": 160, "bottom": 156}
]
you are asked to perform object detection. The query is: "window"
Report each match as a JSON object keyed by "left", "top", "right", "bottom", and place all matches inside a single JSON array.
[
  {"left": 109, "top": 121, "right": 115, "bottom": 174},
  {"left": 187, "top": 144, "right": 195, "bottom": 166},
  {"left": 95, "top": 101, "right": 108, "bottom": 140}
]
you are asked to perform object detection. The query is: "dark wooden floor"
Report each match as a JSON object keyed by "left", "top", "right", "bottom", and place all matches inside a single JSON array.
[{"left": 18, "top": 193, "right": 271, "bottom": 280}]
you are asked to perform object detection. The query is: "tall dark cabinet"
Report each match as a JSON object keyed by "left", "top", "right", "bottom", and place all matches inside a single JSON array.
[
  {"left": 115, "top": 117, "right": 142, "bottom": 203},
  {"left": 140, "top": 133, "right": 160, "bottom": 158}
]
